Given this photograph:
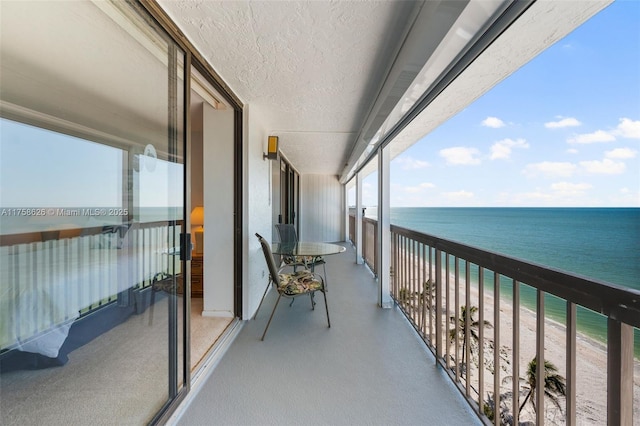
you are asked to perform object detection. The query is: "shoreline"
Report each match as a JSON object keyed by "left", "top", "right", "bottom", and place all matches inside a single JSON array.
[
  {"left": 445, "top": 279, "right": 640, "bottom": 424},
  {"left": 395, "top": 254, "right": 640, "bottom": 424}
]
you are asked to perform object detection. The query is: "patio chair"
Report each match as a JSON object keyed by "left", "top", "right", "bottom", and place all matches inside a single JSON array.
[
  {"left": 275, "top": 223, "right": 328, "bottom": 287},
  {"left": 254, "top": 233, "right": 330, "bottom": 340}
]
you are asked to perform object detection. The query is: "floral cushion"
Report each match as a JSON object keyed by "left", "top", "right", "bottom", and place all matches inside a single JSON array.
[
  {"left": 283, "top": 255, "right": 324, "bottom": 266},
  {"left": 277, "top": 270, "right": 323, "bottom": 295},
  {"left": 283, "top": 255, "right": 313, "bottom": 265}
]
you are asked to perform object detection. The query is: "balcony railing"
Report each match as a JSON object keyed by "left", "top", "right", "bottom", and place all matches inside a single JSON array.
[
  {"left": 362, "top": 217, "right": 378, "bottom": 275},
  {"left": 349, "top": 213, "right": 639, "bottom": 425}
]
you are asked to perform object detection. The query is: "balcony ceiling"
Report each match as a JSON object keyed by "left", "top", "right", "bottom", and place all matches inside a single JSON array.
[{"left": 157, "top": 0, "right": 611, "bottom": 179}]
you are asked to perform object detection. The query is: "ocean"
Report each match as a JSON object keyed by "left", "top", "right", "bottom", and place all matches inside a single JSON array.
[{"left": 366, "top": 207, "right": 640, "bottom": 357}]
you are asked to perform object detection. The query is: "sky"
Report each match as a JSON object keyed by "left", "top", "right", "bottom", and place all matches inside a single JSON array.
[
  {"left": 0, "top": 119, "right": 183, "bottom": 208},
  {"left": 1, "top": 1, "right": 638, "bottom": 212},
  {"left": 359, "top": 0, "right": 640, "bottom": 208}
]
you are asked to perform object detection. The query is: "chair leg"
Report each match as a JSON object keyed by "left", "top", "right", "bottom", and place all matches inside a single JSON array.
[
  {"left": 322, "top": 290, "right": 330, "bottom": 328},
  {"left": 261, "top": 293, "right": 282, "bottom": 341},
  {"left": 322, "top": 263, "right": 328, "bottom": 290},
  {"left": 309, "top": 292, "right": 315, "bottom": 310},
  {"left": 253, "top": 280, "right": 272, "bottom": 320}
]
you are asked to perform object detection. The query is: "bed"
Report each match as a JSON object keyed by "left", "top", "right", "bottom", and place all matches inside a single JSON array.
[{"left": 0, "top": 222, "right": 180, "bottom": 371}]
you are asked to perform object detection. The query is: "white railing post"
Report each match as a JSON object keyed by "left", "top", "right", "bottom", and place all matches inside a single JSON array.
[
  {"left": 355, "top": 171, "right": 363, "bottom": 265},
  {"left": 377, "top": 145, "right": 391, "bottom": 308},
  {"left": 343, "top": 185, "right": 349, "bottom": 242}
]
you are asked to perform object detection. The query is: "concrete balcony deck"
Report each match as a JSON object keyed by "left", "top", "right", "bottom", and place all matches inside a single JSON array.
[{"left": 174, "top": 242, "right": 480, "bottom": 425}]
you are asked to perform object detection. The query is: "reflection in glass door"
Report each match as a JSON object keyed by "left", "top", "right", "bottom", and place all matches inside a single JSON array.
[{"left": 0, "top": 1, "right": 185, "bottom": 423}]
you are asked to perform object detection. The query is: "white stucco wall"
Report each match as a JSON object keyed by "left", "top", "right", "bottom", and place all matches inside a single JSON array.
[
  {"left": 243, "top": 104, "right": 275, "bottom": 319},
  {"left": 299, "top": 174, "right": 344, "bottom": 243},
  {"left": 202, "top": 103, "right": 234, "bottom": 318}
]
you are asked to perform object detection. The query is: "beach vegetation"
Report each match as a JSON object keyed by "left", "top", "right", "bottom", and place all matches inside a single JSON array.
[
  {"left": 483, "top": 392, "right": 512, "bottom": 425},
  {"left": 519, "top": 357, "right": 567, "bottom": 415},
  {"left": 449, "top": 305, "right": 492, "bottom": 368}
]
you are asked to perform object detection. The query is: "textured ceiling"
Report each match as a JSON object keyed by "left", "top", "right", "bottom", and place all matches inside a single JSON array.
[
  {"left": 157, "top": 0, "right": 419, "bottom": 175},
  {"left": 157, "top": 0, "right": 612, "bottom": 178}
]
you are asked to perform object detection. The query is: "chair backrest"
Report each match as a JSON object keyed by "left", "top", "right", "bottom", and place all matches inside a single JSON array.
[
  {"left": 275, "top": 223, "right": 298, "bottom": 244},
  {"left": 255, "top": 233, "right": 280, "bottom": 285}
]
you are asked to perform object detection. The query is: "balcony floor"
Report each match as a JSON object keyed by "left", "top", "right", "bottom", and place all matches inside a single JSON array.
[{"left": 175, "top": 242, "right": 481, "bottom": 425}]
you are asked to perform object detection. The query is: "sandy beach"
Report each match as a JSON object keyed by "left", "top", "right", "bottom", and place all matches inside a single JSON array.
[
  {"left": 395, "top": 264, "right": 640, "bottom": 425},
  {"left": 465, "top": 283, "right": 640, "bottom": 425}
]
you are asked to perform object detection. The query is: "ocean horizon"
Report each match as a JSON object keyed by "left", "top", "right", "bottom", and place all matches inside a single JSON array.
[{"left": 365, "top": 206, "right": 640, "bottom": 356}]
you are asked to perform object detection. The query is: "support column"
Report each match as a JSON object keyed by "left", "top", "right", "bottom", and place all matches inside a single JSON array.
[
  {"left": 343, "top": 185, "right": 349, "bottom": 242},
  {"left": 607, "top": 319, "right": 634, "bottom": 425},
  {"left": 355, "top": 172, "right": 363, "bottom": 264},
  {"left": 377, "top": 145, "right": 391, "bottom": 308}
]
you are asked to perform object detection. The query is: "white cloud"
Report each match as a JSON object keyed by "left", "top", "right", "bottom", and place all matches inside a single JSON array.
[
  {"left": 614, "top": 118, "right": 640, "bottom": 139},
  {"left": 481, "top": 116, "right": 505, "bottom": 128},
  {"left": 550, "top": 181, "right": 592, "bottom": 196},
  {"left": 545, "top": 117, "right": 582, "bottom": 129},
  {"left": 517, "top": 190, "right": 554, "bottom": 203},
  {"left": 439, "top": 147, "right": 481, "bottom": 165},
  {"left": 395, "top": 156, "right": 430, "bottom": 170},
  {"left": 508, "top": 182, "right": 594, "bottom": 206},
  {"left": 580, "top": 158, "right": 626, "bottom": 174},
  {"left": 567, "top": 148, "right": 579, "bottom": 154},
  {"left": 361, "top": 182, "right": 377, "bottom": 206},
  {"left": 523, "top": 161, "right": 577, "bottom": 178},
  {"left": 403, "top": 182, "right": 436, "bottom": 193},
  {"left": 443, "top": 190, "right": 474, "bottom": 200},
  {"left": 610, "top": 188, "right": 640, "bottom": 206},
  {"left": 490, "top": 138, "right": 529, "bottom": 160},
  {"left": 605, "top": 147, "right": 637, "bottom": 159},
  {"left": 567, "top": 130, "right": 616, "bottom": 144}
]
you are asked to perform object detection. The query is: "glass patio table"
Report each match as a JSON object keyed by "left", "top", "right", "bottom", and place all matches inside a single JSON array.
[{"left": 271, "top": 241, "right": 346, "bottom": 258}]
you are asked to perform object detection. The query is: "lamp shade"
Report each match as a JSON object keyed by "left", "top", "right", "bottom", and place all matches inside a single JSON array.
[{"left": 190, "top": 207, "right": 204, "bottom": 227}]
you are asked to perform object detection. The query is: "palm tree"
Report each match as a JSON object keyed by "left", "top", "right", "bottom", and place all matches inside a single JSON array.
[
  {"left": 519, "top": 357, "right": 567, "bottom": 415},
  {"left": 420, "top": 279, "right": 435, "bottom": 311},
  {"left": 449, "top": 305, "right": 492, "bottom": 368}
]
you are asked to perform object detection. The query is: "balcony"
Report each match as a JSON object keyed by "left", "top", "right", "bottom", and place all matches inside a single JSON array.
[
  {"left": 357, "top": 214, "right": 639, "bottom": 424},
  {"left": 175, "top": 216, "right": 639, "bottom": 425},
  {"left": 174, "top": 241, "right": 481, "bottom": 425}
]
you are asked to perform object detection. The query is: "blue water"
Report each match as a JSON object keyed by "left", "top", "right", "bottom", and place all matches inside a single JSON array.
[{"left": 370, "top": 207, "right": 640, "bottom": 356}]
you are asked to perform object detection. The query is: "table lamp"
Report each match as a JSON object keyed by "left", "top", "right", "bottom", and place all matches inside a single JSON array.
[{"left": 191, "top": 206, "right": 204, "bottom": 254}]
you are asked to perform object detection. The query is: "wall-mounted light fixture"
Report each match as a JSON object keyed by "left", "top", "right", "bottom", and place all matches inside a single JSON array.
[{"left": 263, "top": 135, "right": 279, "bottom": 160}]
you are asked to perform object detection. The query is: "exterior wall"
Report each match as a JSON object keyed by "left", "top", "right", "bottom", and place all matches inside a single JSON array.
[
  {"left": 299, "top": 174, "right": 344, "bottom": 243},
  {"left": 202, "top": 102, "right": 234, "bottom": 317},
  {"left": 243, "top": 104, "right": 275, "bottom": 319}
]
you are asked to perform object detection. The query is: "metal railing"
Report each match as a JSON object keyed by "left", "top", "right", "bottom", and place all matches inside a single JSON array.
[
  {"left": 348, "top": 213, "right": 355, "bottom": 245},
  {"left": 362, "top": 217, "right": 378, "bottom": 275},
  {"left": 348, "top": 212, "right": 378, "bottom": 275},
  {"left": 349, "top": 213, "right": 639, "bottom": 425}
]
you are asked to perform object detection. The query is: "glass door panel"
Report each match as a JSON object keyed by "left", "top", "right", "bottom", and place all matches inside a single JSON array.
[{"left": 0, "top": 1, "right": 185, "bottom": 423}]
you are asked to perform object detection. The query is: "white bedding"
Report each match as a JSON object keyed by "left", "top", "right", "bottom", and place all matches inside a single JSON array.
[{"left": 0, "top": 224, "right": 179, "bottom": 357}]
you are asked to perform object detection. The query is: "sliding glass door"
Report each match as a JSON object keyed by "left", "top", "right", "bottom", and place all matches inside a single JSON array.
[{"left": 1, "top": 1, "right": 186, "bottom": 423}]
